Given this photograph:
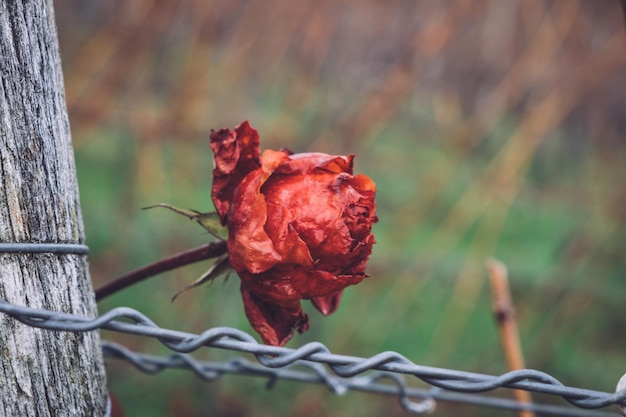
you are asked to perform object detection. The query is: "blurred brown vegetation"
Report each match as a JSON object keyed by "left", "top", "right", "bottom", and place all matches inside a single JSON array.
[{"left": 54, "top": 0, "right": 626, "bottom": 416}]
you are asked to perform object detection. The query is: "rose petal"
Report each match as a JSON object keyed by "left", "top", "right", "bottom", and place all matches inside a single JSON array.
[
  {"left": 264, "top": 202, "right": 314, "bottom": 267},
  {"left": 261, "top": 149, "right": 291, "bottom": 172},
  {"left": 260, "top": 166, "right": 378, "bottom": 273},
  {"left": 227, "top": 172, "right": 282, "bottom": 274},
  {"left": 226, "top": 149, "right": 293, "bottom": 274},
  {"left": 275, "top": 153, "right": 354, "bottom": 175},
  {"left": 241, "top": 283, "right": 309, "bottom": 346},
  {"left": 338, "top": 233, "right": 376, "bottom": 275},
  {"left": 262, "top": 173, "right": 344, "bottom": 249},
  {"left": 210, "top": 121, "right": 262, "bottom": 224},
  {"left": 351, "top": 173, "right": 377, "bottom": 193},
  {"left": 238, "top": 266, "right": 301, "bottom": 305},
  {"left": 291, "top": 268, "right": 365, "bottom": 299},
  {"left": 311, "top": 290, "right": 343, "bottom": 316},
  {"left": 309, "top": 216, "right": 355, "bottom": 266}
]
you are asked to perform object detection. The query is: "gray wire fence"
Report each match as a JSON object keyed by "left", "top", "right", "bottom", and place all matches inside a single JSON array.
[{"left": 0, "top": 296, "right": 624, "bottom": 416}]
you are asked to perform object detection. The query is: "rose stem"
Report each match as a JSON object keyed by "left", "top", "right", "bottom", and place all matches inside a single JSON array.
[
  {"left": 487, "top": 258, "right": 535, "bottom": 417},
  {"left": 94, "top": 240, "right": 227, "bottom": 301}
]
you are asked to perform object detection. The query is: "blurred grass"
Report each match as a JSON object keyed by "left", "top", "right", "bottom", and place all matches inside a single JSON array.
[{"left": 57, "top": 0, "right": 626, "bottom": 415}]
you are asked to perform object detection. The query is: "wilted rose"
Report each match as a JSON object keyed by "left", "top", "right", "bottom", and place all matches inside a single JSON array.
[{"left": 210, "top": 121, "right": 378, "bottom": 346}]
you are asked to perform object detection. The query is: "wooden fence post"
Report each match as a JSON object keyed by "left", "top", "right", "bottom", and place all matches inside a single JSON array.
[{"left": 0, "top": 1, "right": 108, "bottom": 415}]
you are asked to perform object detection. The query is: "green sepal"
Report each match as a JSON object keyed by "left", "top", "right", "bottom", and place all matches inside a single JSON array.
[
  {"left": 143, "top": 203, "right": 228, "bottom": 240},
  {"left": 170, "top": 254, "right": 232, "bottom": 302}
]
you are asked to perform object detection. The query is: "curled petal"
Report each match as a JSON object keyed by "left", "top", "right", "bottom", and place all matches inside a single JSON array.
[
  {"left": 311, "top": 291, "right": 344, "bottom": 316},
  {"left": 292, "top": 269, "right": 365, "bottom": 300},
  {"left": 308, "top": 217, "right": 355, "bottom": 268},
  {"left": 227, "top": 173, "right": 282, "bottom": 274},
  {"left": 227, "top": 149, "right": 291, "bottom": 274},
  {"left": 210, "top": 121, "right": 261, "bottom": 224},
  {"left": 238, "top": 267, "right": 301, "bottom": 305},
  {"left": 264, "top": 202, "right": 314, "bottom": 267},
  {"left": 241, "top": 283, "right": 309, "bottom": 346},
  {"left": 351, "top": 173, "right": 377, "bottom": 193},
  {"left": 262, "top": 173, "right": 345, "bottom": 250},
  {"left": 342, "top": 176, "right": 378, "bottom": 241},
  {"left": 261, "top": 149, "right": 291, "bottom": 173},
  {"left": 275, "top": 153, "right": 354, "bottom": 175}
]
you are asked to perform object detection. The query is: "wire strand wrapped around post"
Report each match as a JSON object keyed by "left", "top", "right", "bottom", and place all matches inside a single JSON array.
[
  {"left": 0, "top": 297, "right": 625, "bottom": 416},
  {"left": 0, "top": 243, "right": 90, "bottom": 254}
]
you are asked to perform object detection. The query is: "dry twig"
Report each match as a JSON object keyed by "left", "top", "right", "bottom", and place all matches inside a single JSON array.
[{"left": 487, "top": 258, "right": 535, "bottom": 417}]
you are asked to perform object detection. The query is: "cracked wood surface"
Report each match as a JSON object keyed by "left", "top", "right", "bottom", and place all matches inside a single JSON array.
[{"left": 0, "top": 1, "right": 107, "bottom": 416}]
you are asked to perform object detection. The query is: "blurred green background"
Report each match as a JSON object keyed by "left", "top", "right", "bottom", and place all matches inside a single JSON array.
[{"left": 55, "top": 0, "right": 625, "bottom": 415}]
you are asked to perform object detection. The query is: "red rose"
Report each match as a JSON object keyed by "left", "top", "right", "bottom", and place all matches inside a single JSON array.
[{"left": 210, "top": 121, "right": 378, "bottom": 346}]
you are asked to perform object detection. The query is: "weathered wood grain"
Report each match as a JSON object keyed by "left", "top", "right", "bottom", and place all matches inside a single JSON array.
[{"left": 0, "top": 1, "right": 107, "bottom": 416}]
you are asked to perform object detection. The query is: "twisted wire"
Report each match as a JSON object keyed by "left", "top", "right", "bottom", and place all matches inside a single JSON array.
[
  {"left": 102, "top": 341, "right": 618, "bottom": 417},
  {"left": 102, "top": 341, "right": 438, "bottom": 414},
  {"left": 1, "top": 298, "right": 624, "bottom": 416}
]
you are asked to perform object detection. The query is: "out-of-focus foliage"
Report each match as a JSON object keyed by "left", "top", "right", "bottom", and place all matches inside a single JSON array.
[{"left": 55, "top": 0, "right": 626, "bottom": 415}]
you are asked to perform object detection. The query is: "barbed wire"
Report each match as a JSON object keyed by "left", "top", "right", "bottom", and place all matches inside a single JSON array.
[
  {"left": 0, "top": 297, "right": 624, "bottom": 416},
  {"left": 102, "top": 340, "right": 619, "bottom": 417}
]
